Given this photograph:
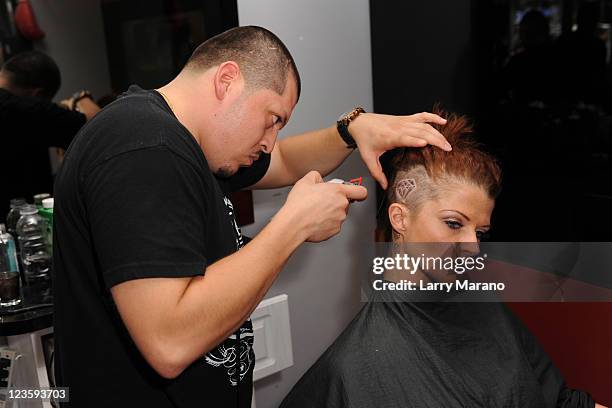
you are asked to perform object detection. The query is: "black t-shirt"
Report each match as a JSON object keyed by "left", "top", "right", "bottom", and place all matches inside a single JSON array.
[
  {"left": 0, "top": 88, "right": 86, "bottom": 217},
  {"left": 53, "top": 85, "right": 271, "bottom": 407}
]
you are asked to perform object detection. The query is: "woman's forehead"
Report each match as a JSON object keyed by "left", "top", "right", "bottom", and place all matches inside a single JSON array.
[{"left": 427, "top": 185, "right": 494, "bottom": 222}]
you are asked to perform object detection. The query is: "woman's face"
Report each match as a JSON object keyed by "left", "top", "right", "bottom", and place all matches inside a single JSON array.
[{"left": 389, "top": 182, "right": 494, "bottom": 258}]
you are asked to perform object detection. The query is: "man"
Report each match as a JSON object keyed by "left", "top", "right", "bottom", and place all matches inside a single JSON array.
[
  {"left": 0, "top": 50, "right": 100, "bottom": 216},
  {"left": 53, "top": 26, "right": 450, "bottom": 407}
]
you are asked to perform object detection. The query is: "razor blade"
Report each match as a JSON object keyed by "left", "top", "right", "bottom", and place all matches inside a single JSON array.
[{"left": 327, "top": 177, "right": 363, "bottom": 186}]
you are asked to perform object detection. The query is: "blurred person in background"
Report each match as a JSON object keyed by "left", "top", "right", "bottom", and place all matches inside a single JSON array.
[
  {"left": 0, "top": 50, "right": 100, "bottom": 217},
  {"left": 557, "top": 1, "right": 607, "bottom": 105}
]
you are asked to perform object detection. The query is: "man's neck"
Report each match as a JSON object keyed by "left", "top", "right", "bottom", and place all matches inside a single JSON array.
[{"left": 157, "top": 76, "right": 211, "bottom": 149}]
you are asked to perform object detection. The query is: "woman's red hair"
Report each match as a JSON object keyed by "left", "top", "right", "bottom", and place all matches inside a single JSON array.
[
  {"left": 389, "top": 108, "right": 502, "bottom": 202},
  {"left": 378, "top": 108, "right": 502, "bottom": 242}
]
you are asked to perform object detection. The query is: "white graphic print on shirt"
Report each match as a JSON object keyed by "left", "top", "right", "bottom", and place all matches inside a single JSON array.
[{"left": 203, "top": 195, "right": 254, "bottom": 386}]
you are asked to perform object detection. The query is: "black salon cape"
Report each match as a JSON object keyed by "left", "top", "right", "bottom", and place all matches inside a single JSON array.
[{"left": 281, "top": 291, "right": 594, "bottom": 408}]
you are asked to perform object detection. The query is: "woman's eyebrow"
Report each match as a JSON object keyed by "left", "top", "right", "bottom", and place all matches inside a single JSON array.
[{"left": 439, "top": 209, "right": 470, "bottom": 221}]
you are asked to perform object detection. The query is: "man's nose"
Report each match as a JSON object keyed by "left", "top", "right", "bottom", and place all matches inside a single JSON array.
[{"left": 260, "top": 129, "right": 278, "bottom": 154}]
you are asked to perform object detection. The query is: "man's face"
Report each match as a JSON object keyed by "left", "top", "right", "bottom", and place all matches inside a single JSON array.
[{"left": 211, "top": 72, "right": 298, "bottom": 178}]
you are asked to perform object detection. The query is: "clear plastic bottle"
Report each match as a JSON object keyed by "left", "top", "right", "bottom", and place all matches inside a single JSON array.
[
  {"left": 16, "top": 205, "right": 51, "bottom": 286},
  {"left": 0, "top": 224, "right": 19, "bottom": 273},
  {"left": 33, "top": 193, "right": 51, "bottom": 210},
  {"left": 6, "top": 198, "right": 27, "bottom": 239},
  {"left": 0, "top": 224, "right": 21, "bottom": 306}
]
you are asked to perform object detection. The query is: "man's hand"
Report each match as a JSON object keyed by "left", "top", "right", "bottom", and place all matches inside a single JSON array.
[
  {"left": 279, "top": 171, "right": 367, "bottom": 242},
  {"left": 349, "top": 112, "right": 451, "bottom": 189},
  {"left": 59, "top": 93, "right": 101, "bottom": 120}
]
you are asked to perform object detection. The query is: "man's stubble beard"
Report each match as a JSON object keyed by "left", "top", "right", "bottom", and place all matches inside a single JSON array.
[{"left": 214, "top": 164, "right": 235, "bottom": 179}]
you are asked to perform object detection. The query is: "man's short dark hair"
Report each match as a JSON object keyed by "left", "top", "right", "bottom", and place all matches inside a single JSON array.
[
  {"left": 185, "top": 26, "right": 301, "bottom": 100},
  {"left": 2, "top": 50, "right": 61, "bottom": 99}
]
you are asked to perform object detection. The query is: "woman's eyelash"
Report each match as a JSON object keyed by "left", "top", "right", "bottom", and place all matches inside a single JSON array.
[
  {"left": 445, "top": 220, "right": 462, "bottom": 230},
  {"left": 445, "top": 219, "right": 490, "bottom": 240}
]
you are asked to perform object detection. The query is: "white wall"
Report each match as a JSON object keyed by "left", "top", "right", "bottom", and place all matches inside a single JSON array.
[
  {"left": 30, "top": 0, "right": 111, "bottom": 101},
  {"left": 237, "top": 1, "right": 375, "bottom": 407}
]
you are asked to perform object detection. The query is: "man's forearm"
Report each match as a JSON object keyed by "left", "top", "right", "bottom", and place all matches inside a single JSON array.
[
  {"left": 165, "top": 206, "right": 306, "bottom": 376},
  {"left": 278, "top": 125, "right": 352, "bottom": 181}
]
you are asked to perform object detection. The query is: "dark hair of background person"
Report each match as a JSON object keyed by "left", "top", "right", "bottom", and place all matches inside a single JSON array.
[
  {"left": 1, "top": 50, "right": 61, "bottom": 100},
  {"left": 519, "top": 9, "right": 551, "bottom": 48},
  {"left": 184, "top": 25, "right": 301, "bottom": 100}
]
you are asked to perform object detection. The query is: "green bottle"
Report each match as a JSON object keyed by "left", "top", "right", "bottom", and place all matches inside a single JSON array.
[{"left": 39, "top": 198, "right": 54, "bottom": 251}]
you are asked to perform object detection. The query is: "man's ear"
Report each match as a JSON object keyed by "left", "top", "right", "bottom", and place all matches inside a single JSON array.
[
  {"left": 388, "top": 203, "right": 410, "bottom": 240},
  {"left": 213, "top": 61, "right": 242, "bottom": 101}
]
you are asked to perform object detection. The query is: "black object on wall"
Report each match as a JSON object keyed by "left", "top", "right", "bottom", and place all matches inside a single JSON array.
[
  {"left": 101, "top": 0, "right": 238, "bottom": 93},
  {"left": 371, "top": 1, "right": 473, "bottom": 116},
  {"left": 369, "top": 0, "right": 505, "bottom": 237},
  {"left": 369, "top": 0, "right": 511, "bottom": 117}
]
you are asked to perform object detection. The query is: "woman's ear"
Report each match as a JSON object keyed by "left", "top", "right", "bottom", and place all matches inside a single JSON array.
[{"left": 388, "top": 203, "right": 410, "bottom": 240}]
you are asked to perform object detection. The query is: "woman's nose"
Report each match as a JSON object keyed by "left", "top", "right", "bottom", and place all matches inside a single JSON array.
[{"left": 458, "top": 237, "right": 480, "bottom": 257}]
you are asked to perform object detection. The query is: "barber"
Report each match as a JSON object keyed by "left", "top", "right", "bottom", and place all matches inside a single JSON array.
[
  {"left": 52, "top": 26, "right": 450, "bottom": 407},
  {"left": 0, "top": 50, "right": 100, "bottom": 215}
]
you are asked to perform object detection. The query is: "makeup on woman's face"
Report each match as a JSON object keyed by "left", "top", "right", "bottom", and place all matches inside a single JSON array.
[{"left": 403, "top": 183, "right": 494, "bottom": 246}]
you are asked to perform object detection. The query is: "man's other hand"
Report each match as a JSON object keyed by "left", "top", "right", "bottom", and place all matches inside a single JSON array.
[{"left": 350, "top": 111, "right": 451, "bottom": 190}]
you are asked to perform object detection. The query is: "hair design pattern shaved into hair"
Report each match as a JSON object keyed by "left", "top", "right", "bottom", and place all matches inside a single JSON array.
[
  {"left": 396, "top": 178, "right": 417, "bottom": 201},
  {"left": 380, "top": 108, "right": 501, "bottom": 242}
]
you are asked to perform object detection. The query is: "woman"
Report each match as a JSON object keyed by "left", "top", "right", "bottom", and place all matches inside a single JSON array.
[{"left": 280, "top": 112, "right": 605, "bottom": 408}]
